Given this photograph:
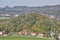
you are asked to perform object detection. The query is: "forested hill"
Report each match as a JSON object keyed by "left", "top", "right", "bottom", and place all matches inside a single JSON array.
[{"left": 0, "top": 13, "right": 60, "bottom": 34}]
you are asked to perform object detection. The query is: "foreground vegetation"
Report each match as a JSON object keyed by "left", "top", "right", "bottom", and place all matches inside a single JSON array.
[{"left": 0, "top": 36, "right": 49, "bottom": 40}]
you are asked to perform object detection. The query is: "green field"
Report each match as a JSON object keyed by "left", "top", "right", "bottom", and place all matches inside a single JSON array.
[{"left": 0, "top": 36, "right": 49, "bottom": 40}]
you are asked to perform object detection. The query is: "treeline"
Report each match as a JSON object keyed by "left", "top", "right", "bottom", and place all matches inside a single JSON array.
[{"left": 0, "top": 13, "right": 60, "bottom": 35}]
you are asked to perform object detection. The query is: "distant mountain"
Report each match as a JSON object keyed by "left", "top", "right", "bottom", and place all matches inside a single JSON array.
[
  {"left": 0, "top": 5, "right": 60, "bottom": 12},
  {"left": 0, "top": 5, "right": 60, "bottom": 20}
]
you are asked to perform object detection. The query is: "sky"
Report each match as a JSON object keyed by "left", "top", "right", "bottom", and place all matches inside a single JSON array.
[{"left": 0, "top": 0, "right": 60, "bottom": 7}]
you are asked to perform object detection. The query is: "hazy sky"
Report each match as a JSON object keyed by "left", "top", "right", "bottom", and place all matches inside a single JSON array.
[{"left": 0, "top": 0, "right": 60, "bottom": 7}]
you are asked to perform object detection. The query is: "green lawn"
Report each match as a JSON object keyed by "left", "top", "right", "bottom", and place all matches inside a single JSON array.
[{"left": 0, "top": 36, "right": 49, "bottom": 40}]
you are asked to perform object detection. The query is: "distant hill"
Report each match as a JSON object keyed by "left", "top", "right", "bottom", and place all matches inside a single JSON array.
[{"left": 0, "top": 5, "right": 60, "bottom": 20}]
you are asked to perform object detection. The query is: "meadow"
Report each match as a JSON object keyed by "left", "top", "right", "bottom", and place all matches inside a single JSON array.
[{"left": 0, "top": 36, "right": 49, "bottom": 40}]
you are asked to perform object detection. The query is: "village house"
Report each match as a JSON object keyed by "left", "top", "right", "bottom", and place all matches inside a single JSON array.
[
  {"left": 0, "top": 31, "right": 3, "bottom": 36},
  {"left": 31, "top": 32, "right": 36, "bottom": 36},
  {"left": 14, "top": 14, "right": 19, "bottom": 17},
  {"left": 57, "top": 18, "right": 60, "bottom": 20},
  {"left": 0, "top": 14, "right": 10, "bottom": 17},
  {"left": 3, "top": 33, "right": 8, "bottom": 36},
  {"left": 0, "top": 31, "right": 8, "bottom": 36},
  {"left": 49, "top": 15, "right": 55, "bottom": 19},
  {"left": 18, "top": 31, "right": 28, "bottom": 36},
  {"left": 58, "top": 35, "right": 60, "bottom": 40},
  {"left": 50, "top": 32, "right": 55, "bottom": 37},
  {"left": 38, "top": 33, "right": 44, "bottom": 37},
  {"left": 24, "top": 32, "right": 28, "bottom": 36},
  {"left": 18, "top": 31, "right": 22, "bottom": 35}
]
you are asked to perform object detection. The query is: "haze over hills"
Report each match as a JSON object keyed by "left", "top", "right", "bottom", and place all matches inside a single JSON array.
[{"left": 0, "top": 5, "right": 60, "bottom": 20}]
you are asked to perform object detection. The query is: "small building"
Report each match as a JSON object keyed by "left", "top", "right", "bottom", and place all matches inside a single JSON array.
[
  {"left": 58, "top": 35, "right": 60, "bottom": 40},
  {"left": 14, "top": 14, "right": 19, "bottom": 17},
  {"left": 18, "top": 32, "right": 22, "bottom": 35},
  {"left": 3, "top": 34, "right": 8, "bottom": 36},
  {"left": 49, "top": 15, "right": 55, "bottom": 19},
  {"left": 50, "top": 32, "right": 55, "bottom": 37},
  {"left": 58, "top": 33, "right": 60, "bottom": 40},
  {"left": 0, "top": 31, "right": 3, "bottom": 35},
  {"left": 2, "top": 31, "right": 8, "bottom": 36},
  {"left": 23, "top": 32, "right": 28, "bottom": 35},
  {"left": 57, "top": 18, "right": 60, "bottom": 20},
  {"left": 31, "top": 32, "right": 36, "bottom": 36},
  {"left": 38, "top": 33, "right": 44, "bottom": 37}
]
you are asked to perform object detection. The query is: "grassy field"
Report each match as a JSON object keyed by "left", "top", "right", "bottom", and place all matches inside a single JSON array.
[{"left": 0, "top": 36, "right": 50, "bottom": 40}]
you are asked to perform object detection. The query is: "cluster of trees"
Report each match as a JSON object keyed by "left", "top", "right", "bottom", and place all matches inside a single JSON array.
[{"left": 0, "top": 13, "right": 60, "bottom": 35}]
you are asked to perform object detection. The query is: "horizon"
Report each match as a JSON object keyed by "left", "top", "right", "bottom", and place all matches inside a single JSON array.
[
  {"left": 0, "top": 0, "right": 60, "bottom": 7},
  {"left": 0, "top": 4, "right": 60, "bottom": 8}
]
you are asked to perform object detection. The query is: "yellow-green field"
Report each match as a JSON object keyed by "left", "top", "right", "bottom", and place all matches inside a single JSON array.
[{"left": 0, "top": 36, "right": 49, "bottom": 40}]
